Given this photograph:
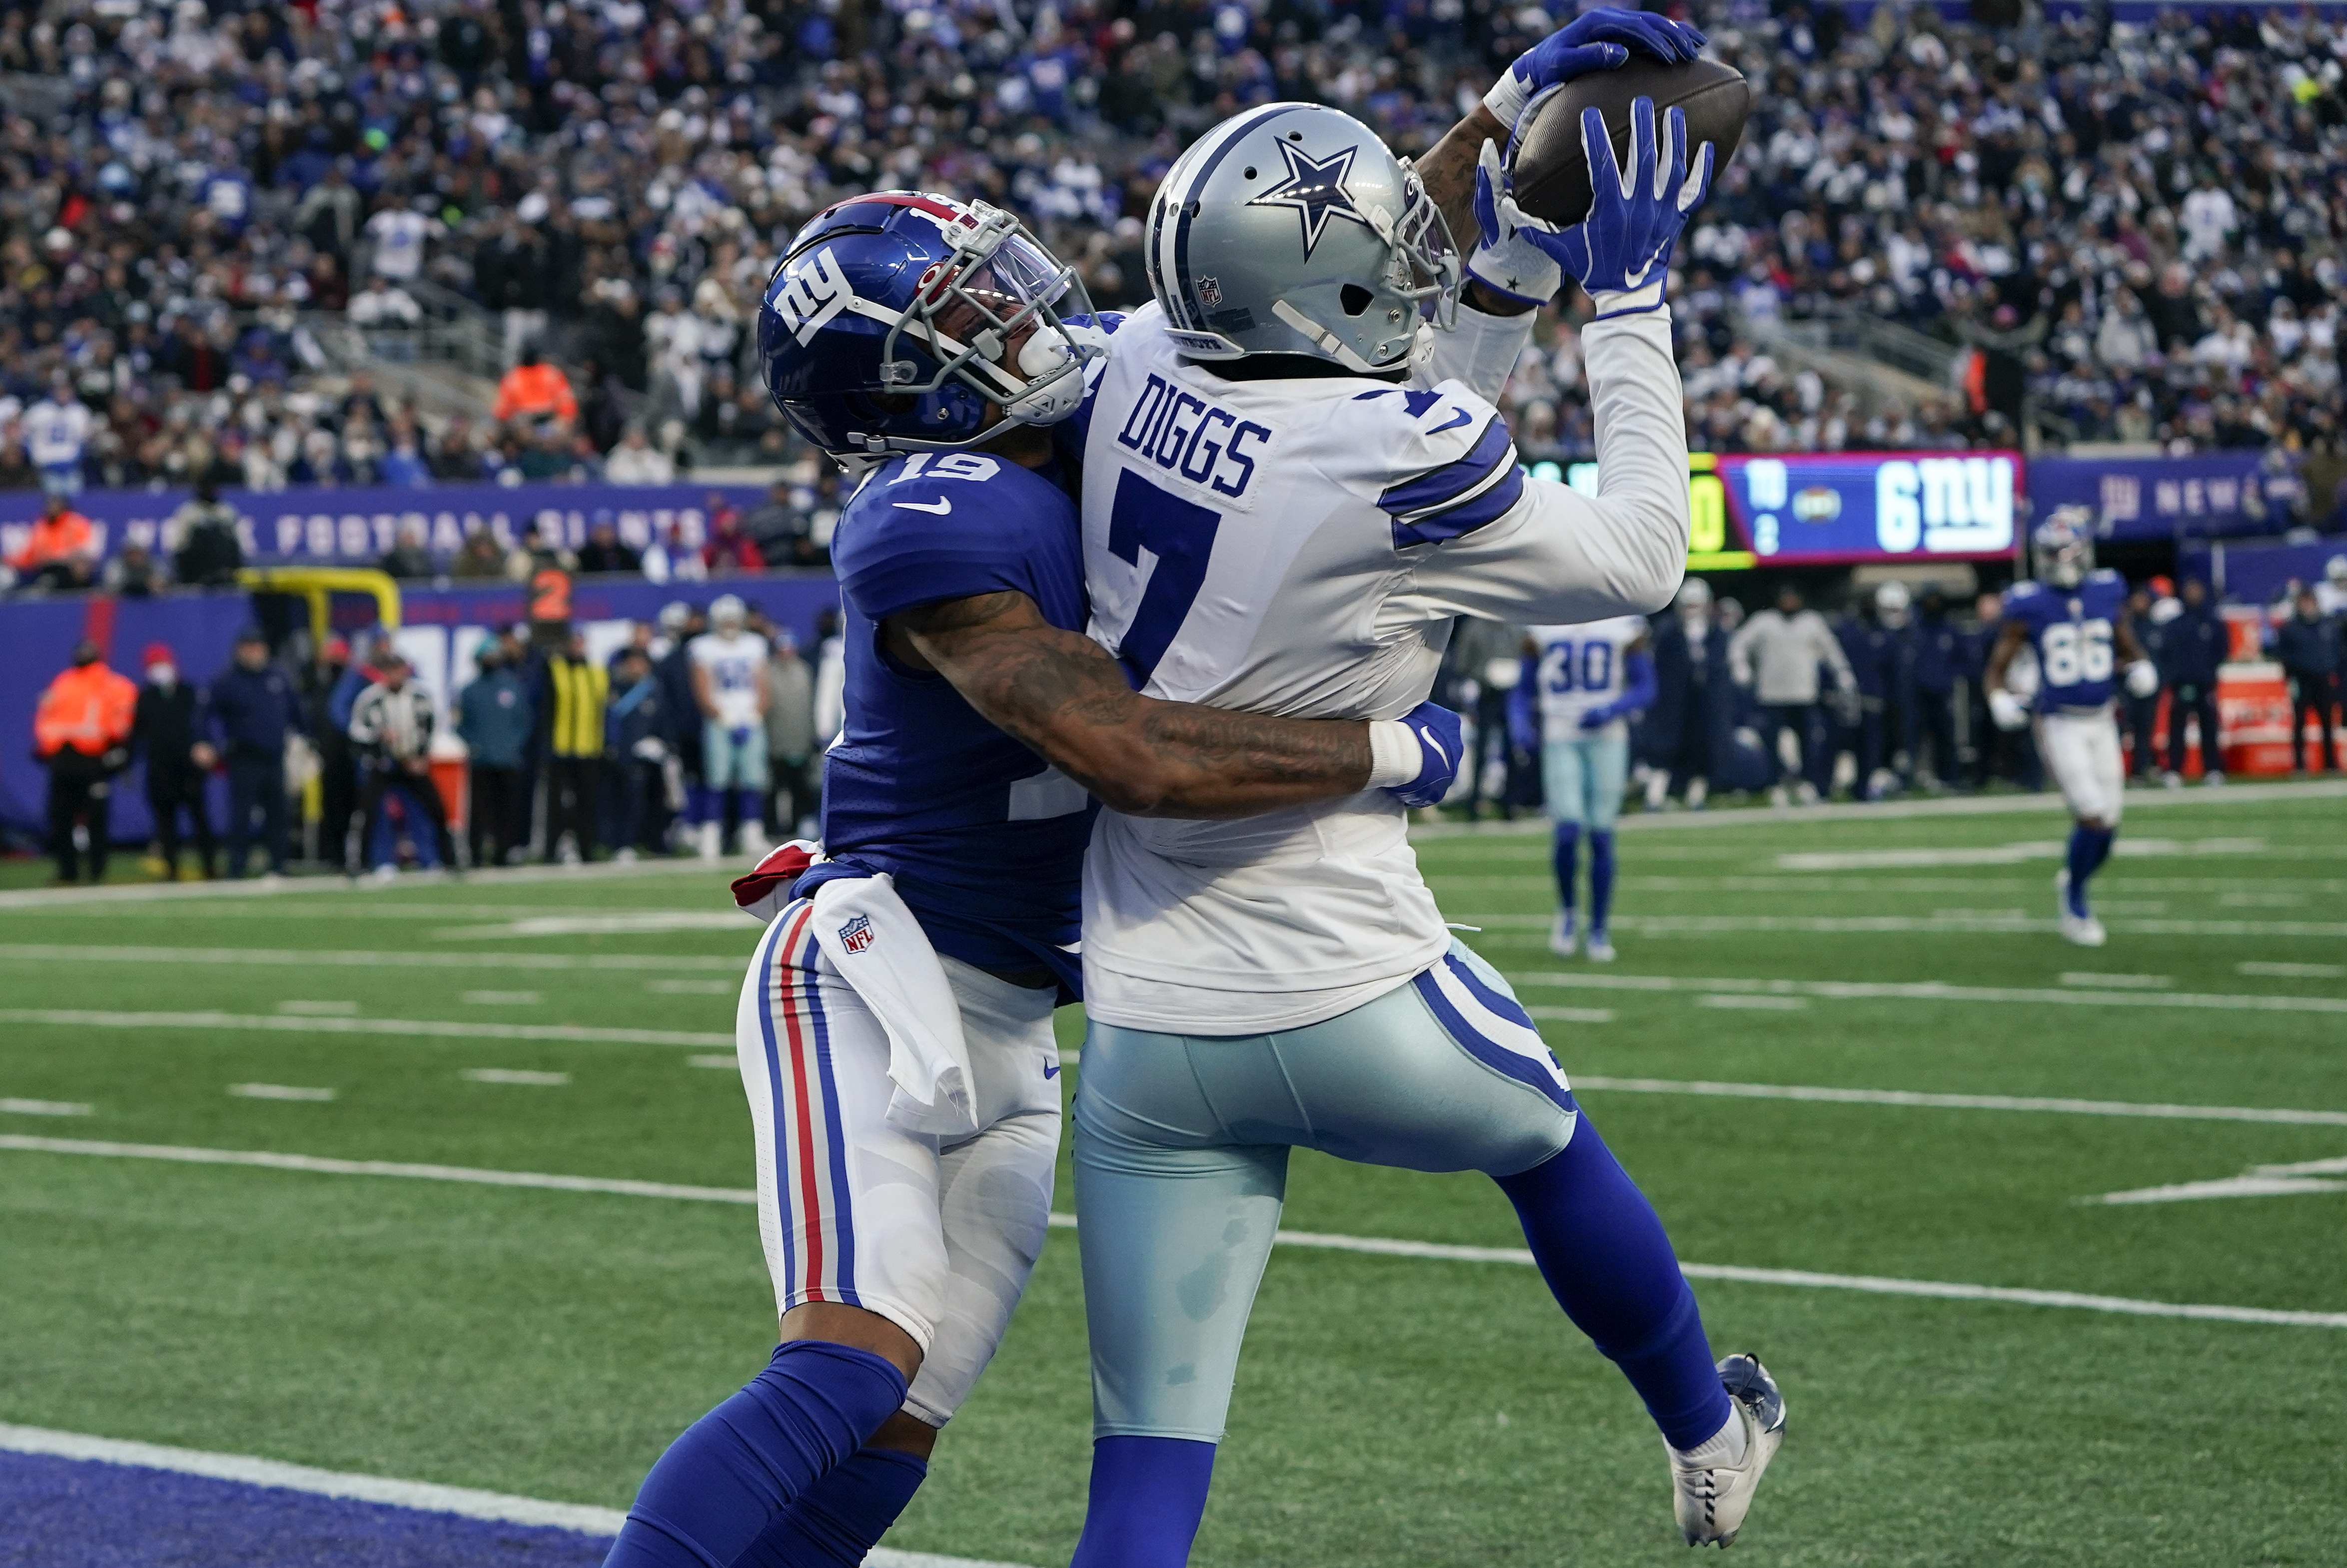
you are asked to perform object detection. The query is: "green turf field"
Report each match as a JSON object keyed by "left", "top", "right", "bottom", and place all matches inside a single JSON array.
[{"left": 3, "top": 784, "right": 2344, "bottom": 1566}]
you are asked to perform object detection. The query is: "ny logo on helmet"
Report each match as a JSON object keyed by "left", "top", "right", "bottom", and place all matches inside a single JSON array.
[{"left": 774, "top": 247, "right": 851, "bottom": 347}]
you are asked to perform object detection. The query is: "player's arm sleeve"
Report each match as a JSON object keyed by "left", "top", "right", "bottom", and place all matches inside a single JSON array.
[
  {"left": 1817, "top": 619, "right": 1856, "bottom": 691},
  {"left": 1415, "top": 300, "right": 1536, "bottom": 405},
  {"left": 1404, "top": 312, "right": 1688, "bottom": 624}
]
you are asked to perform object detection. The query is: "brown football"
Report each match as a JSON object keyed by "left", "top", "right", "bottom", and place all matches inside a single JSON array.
[{"left": 1506, "top": 56, "right": 1750, "bottom": 226}]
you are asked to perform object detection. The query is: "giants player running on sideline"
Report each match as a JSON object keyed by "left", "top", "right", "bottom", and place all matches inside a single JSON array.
[
  {"left": 600, "top": 191, "right": 1461, "bottom": 1568},
  {"left": 1511, "top": 614, "right": 1655, "bottom": 961},
  {"left": 1983, "top": 511, "right": 2160, "bottom": 947},
  {"left": 1064, "top": 22, "right": 1783, "bottom": 1563}
]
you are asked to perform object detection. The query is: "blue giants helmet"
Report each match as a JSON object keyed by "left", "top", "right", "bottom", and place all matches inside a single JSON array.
[
  {"left": 2032, "top": 507, "right": 2095, "bottom": 588},
  {"left": 756, "top": 191, "right": 1105, "bottom": 461}
]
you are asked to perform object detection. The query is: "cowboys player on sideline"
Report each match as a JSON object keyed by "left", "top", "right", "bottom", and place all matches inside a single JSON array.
[
  {"left": 1983, "top": 510, "right": 2160, "bottom": 947},
  {"left": 1063, "top": 16, "right": 1784, "bottom": 1562},
  {"left": 599, "top": 194, "right": 1463, "bottom": 1568}
]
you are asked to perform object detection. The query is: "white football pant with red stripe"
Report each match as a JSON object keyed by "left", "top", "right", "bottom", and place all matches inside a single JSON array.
[{"left": 734, "top": 897, "right": 1062, "bottom": 1426}]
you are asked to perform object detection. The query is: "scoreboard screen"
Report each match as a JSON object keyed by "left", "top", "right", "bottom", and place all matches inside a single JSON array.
[{"left": 1538, "top": 451, "right": 2025, "bottom": 569}]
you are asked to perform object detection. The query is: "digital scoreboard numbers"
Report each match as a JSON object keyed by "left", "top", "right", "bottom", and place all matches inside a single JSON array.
[{"left": 1543, "top": 451, "right": 2022, "bottom": 568}]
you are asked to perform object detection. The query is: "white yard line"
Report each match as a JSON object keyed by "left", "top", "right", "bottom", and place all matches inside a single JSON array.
[
  {"left": 437, "top": 913, "right": 751, "bottom": 939},
  {"left": 460, "top": 1069, "right": 571, "bottom": 1086},
  {"left": 227, "top": 1084, "right": 336, "bottom": 1102},
  {"left": 2088, "top": 1154, "right": 2347, "bottom": 1205},
  {"left": 1514, "top": 972, "right": 2347, "bottom": 1017},
  {"left": 1525, "top": 1007, "right": 1615, "bottom": 1024},
  {"left": 0, "top": 1424, "right": 1026, "bottom": 1568},
  {"left": 2241, "top": 961, "right": 2347, "bottom": 980},
  {"left": 0, "top": 1135, "right": 755, "bottom": 1203},
  {"left": 688, "top": 1054, "right": 738, "bottom": 1069},
  {"left": 1776, "top": 837, "right": 2265, "bottom": 871},
  {"left": 1695, "top": 995, "right": 1811, "bottom": 1011},
  {"left": 1467, "top": 913, "right": 2347, "bottom": 939},
  {"left": 0, "top": 858, "right": 726, "bottom": 910},
  {"left": 0, "top": 943, "right": 742, "bottom": 973},
  {"left": 277, "top": 1001, "right": 360, "bottom": 1016},
  {"left": 0, "top": 1009, "right": 729, "bottom": 1048},
  {"left": 1407, "top": 778, "right": 2347, "bottom": 838},
  {"left": 460, "top": 992, "right": 545, "bottom": 1006},
  {"left": 3, "top": 1134, "right": 2339, "bottom": 1330},
  {"left": 2058, "top": 973, "right": 2172, "bottom": 989},
  {"left": 1568, "top": 1075, "right": 2347, "bottom": 1128},
  {"left": 0, "top": 1099, "right": 91, "bottom": 1116},
  {"left": 648, "top": 979, "right": 740, "bottom": 994}
]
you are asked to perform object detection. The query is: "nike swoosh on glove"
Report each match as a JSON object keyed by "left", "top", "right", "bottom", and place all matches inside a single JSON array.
[
  {"left": 1385, "top": 701, "right": 1466, "bottom": 809},
  {"left": 1484, "top": 7, "right": 1707, "bottom": 131},
  {"left": 1496, "top": 97, "right": 1715, "bottom": 320}
]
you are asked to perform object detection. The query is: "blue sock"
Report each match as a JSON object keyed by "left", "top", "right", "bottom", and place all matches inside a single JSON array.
[
  {"left": 2065, "top": 825, "right": 2114, "bottom": 916},
  {"left": 1496, "top": 1119, "right": 1731, "bottom": 1450},
  {"left": 1069, "top": 1436, "right": 1216, "bottom": 1568},
  {"left": 602, "top": 1341, "right": 909, "bottom": 1568},
  {"left": 1588, "top": 830, "right": 1616, "bottom": 934},
  {"left": 688, "top": 783, "right": 715, "bottom": 826},
  {"left": 1552, "top": 821, "right": 1580, "bottom": 917},
  {"left": 732, "top": 1446, "right": 928, "bottom": 1567},
  {"left": 737, "top": 788, "right": 765, "bottom": 829}
]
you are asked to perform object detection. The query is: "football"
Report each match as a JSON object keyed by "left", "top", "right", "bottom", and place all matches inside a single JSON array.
[{"left": 1506, "top": 56, "right": 1751, "bottom": 226}]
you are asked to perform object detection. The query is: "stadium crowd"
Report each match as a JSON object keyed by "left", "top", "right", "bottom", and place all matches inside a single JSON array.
[{"left": 0, "top": 0, "right": 2339, "bottom": 512}]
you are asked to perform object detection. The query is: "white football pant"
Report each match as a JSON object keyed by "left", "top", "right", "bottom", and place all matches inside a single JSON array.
[
  {"left": 734, "top": 899, "right": 1062, "bottom": 1426},
  {"left": 2038, "top": 706, "right": 2126, "bottom": 826}
]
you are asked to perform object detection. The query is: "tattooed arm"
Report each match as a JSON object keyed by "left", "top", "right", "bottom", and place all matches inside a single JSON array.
[{"left": 886, "top": 591, "right": 1373, "bottom": 819}]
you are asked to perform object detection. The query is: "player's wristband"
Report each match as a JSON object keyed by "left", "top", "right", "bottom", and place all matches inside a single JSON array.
[{"left": 1366, "top": 719, "right": 1424, "bottom": 790}]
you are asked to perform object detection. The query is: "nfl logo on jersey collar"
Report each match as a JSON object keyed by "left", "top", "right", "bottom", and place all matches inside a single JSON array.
[{"left": 838, "top": 913, "right": 876, "bottom": 953}]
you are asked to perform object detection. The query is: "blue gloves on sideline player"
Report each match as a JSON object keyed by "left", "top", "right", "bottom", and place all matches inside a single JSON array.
[
  {"left": 1472, "top": 97, "right": 1715, "bottom": 317},
  {"left": 1383, "top": 701, "right": 1466, "bottom": 808},
  {"left": 1482, "top": 8, "right": 1709, "bottom": 134}
]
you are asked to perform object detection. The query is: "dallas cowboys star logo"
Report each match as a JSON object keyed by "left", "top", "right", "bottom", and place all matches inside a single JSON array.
[{"left": 1247, "top": 140, "right": 1372, "bottom": 261}]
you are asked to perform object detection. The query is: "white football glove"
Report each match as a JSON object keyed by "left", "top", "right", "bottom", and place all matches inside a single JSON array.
[
  {"left": 2124, "top": 659, "right": 2160, "bottom": 699},
  {"left": 1988, "top": 689, "right": 2030, "bottom": 732}
]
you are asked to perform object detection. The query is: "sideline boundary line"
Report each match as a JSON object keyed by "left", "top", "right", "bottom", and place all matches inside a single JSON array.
[
  {"left": 0, "top": 1425, "right": 1023, "bottom": 1568},
  {"left": 4, "top": 1134, "right": 2339, "bottom": 1330},
  {"left": 0, "top": 943, "right": 742, "bottom": 973},
  {"left": 0, "top": 858, "right": 725, "bottom": 910},
  {"left": 0, "top": 1009, "right": 730, "bottom": 1048},
  {"left": 1408, "top": 778, "right": 2347, "bottom": 838}
]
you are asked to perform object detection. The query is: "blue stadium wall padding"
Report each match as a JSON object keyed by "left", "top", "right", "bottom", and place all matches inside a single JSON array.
[{"left": 0, "top": 575, "right": 843, "bottom": 844}]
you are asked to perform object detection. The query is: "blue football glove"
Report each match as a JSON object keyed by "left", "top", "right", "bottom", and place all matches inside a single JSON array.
[
  {"left": 1578, "top": 704, "right": 1617, "bottom": 731},
  {"left": 1493, "top": 98, "right": 1715, "bottom": 319},
  {"left": 1485, "top": 7, "right": 1708, "bottom": 131},
  {"left": 1384, "top": 701, "right": 1465, "bottom": 809}
]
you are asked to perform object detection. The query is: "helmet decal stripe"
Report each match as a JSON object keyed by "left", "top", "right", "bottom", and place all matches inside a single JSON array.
[{"left": 1170, "top": 103, "right": 1295, "bottom": 331}]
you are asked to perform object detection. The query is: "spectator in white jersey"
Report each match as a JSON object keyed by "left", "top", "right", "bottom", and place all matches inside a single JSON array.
[{"left": 686, "top": 593, "right": 769, "bottom": 860}]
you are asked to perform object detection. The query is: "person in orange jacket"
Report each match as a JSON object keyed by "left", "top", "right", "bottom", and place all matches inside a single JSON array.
[
  {"left": 32, "top": 640, "right": 138, "bottom": 884},
  {"left": 491, "top": 346, "right": 577, "bottom": 428},
  {"left": 7, "top": 493, "right": 99, "bottom": 591}
]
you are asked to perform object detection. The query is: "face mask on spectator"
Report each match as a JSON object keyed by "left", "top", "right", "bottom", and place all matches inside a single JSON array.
[{"left": 148, "top": 663, "right": 177, "bottom": 688}]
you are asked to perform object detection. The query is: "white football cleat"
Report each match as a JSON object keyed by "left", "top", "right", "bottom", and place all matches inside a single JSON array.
[
  {"left": 2204, "top": 769, "right": 2226, "bottom": 788},
  {"left": 1671, "top": 1353, "right": 1786, "bottom": 1549},
  {"left": 1584, "top": 930, "right": 1617, "bottom": 963},
  {"left": 2055, "top": 870, "right": 2107, "bottom": 947},
  {"left": 1549, "top": 913, "right": 1576, "bottom": 959},
  {"left": 697, "top": 821, "right": 723, "bottom": 861}
]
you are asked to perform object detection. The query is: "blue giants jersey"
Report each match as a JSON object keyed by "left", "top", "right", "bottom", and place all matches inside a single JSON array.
[
  {"left": 816, "top": 447, "right": 1098, "bottom": 992},
  {"left": 2005, "top": 569, "right": 2128, "bottom": 713}
]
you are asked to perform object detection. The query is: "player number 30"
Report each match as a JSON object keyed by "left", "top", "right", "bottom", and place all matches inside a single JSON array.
[{"left": 2040, "top": 620, "right": 2113, "bottom": 687}]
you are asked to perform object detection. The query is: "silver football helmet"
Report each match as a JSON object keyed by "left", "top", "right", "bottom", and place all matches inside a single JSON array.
[{"left": 1145, "top": 102, "right": 1461, "bottom": 373}]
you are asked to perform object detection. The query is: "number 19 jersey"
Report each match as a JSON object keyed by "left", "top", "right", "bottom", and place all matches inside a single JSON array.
[
  {"left": 1070, "top": 299, "right": 1692, "bottom": 1033},
  {"left": 2004, "top": 569, "right": 2127, "bottom": 713}
]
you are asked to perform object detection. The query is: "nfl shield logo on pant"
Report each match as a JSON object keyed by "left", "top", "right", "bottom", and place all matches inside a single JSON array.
[{"left": 837, "top": 913, "right": 875, "bottom": 953}]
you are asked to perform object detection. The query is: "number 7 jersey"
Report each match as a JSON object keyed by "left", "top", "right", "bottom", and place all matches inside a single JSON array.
[
  {"left": 2004, "top": 569, "right": 2128, "bottom": 713},
  {"left": 1068, "top": 299, "right": 1692, "bottom": 1033}
]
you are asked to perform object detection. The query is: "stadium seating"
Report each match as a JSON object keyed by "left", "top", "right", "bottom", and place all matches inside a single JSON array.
[{"left": 0, "top": 0, "right": 2336, "bottom": 498}]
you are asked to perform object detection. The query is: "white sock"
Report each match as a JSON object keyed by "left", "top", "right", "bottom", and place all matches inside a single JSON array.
[{"left": 1672, "top": 1406, "right": 1749, "bottom": 1468}]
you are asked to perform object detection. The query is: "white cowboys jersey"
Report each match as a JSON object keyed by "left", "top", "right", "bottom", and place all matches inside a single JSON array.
[
  {"left": 1073, "top": 300, "right": 1692, "bottom": 1032},
  {"left": 1529, "top": 615, "right": 1648, "bottom": 737}
]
